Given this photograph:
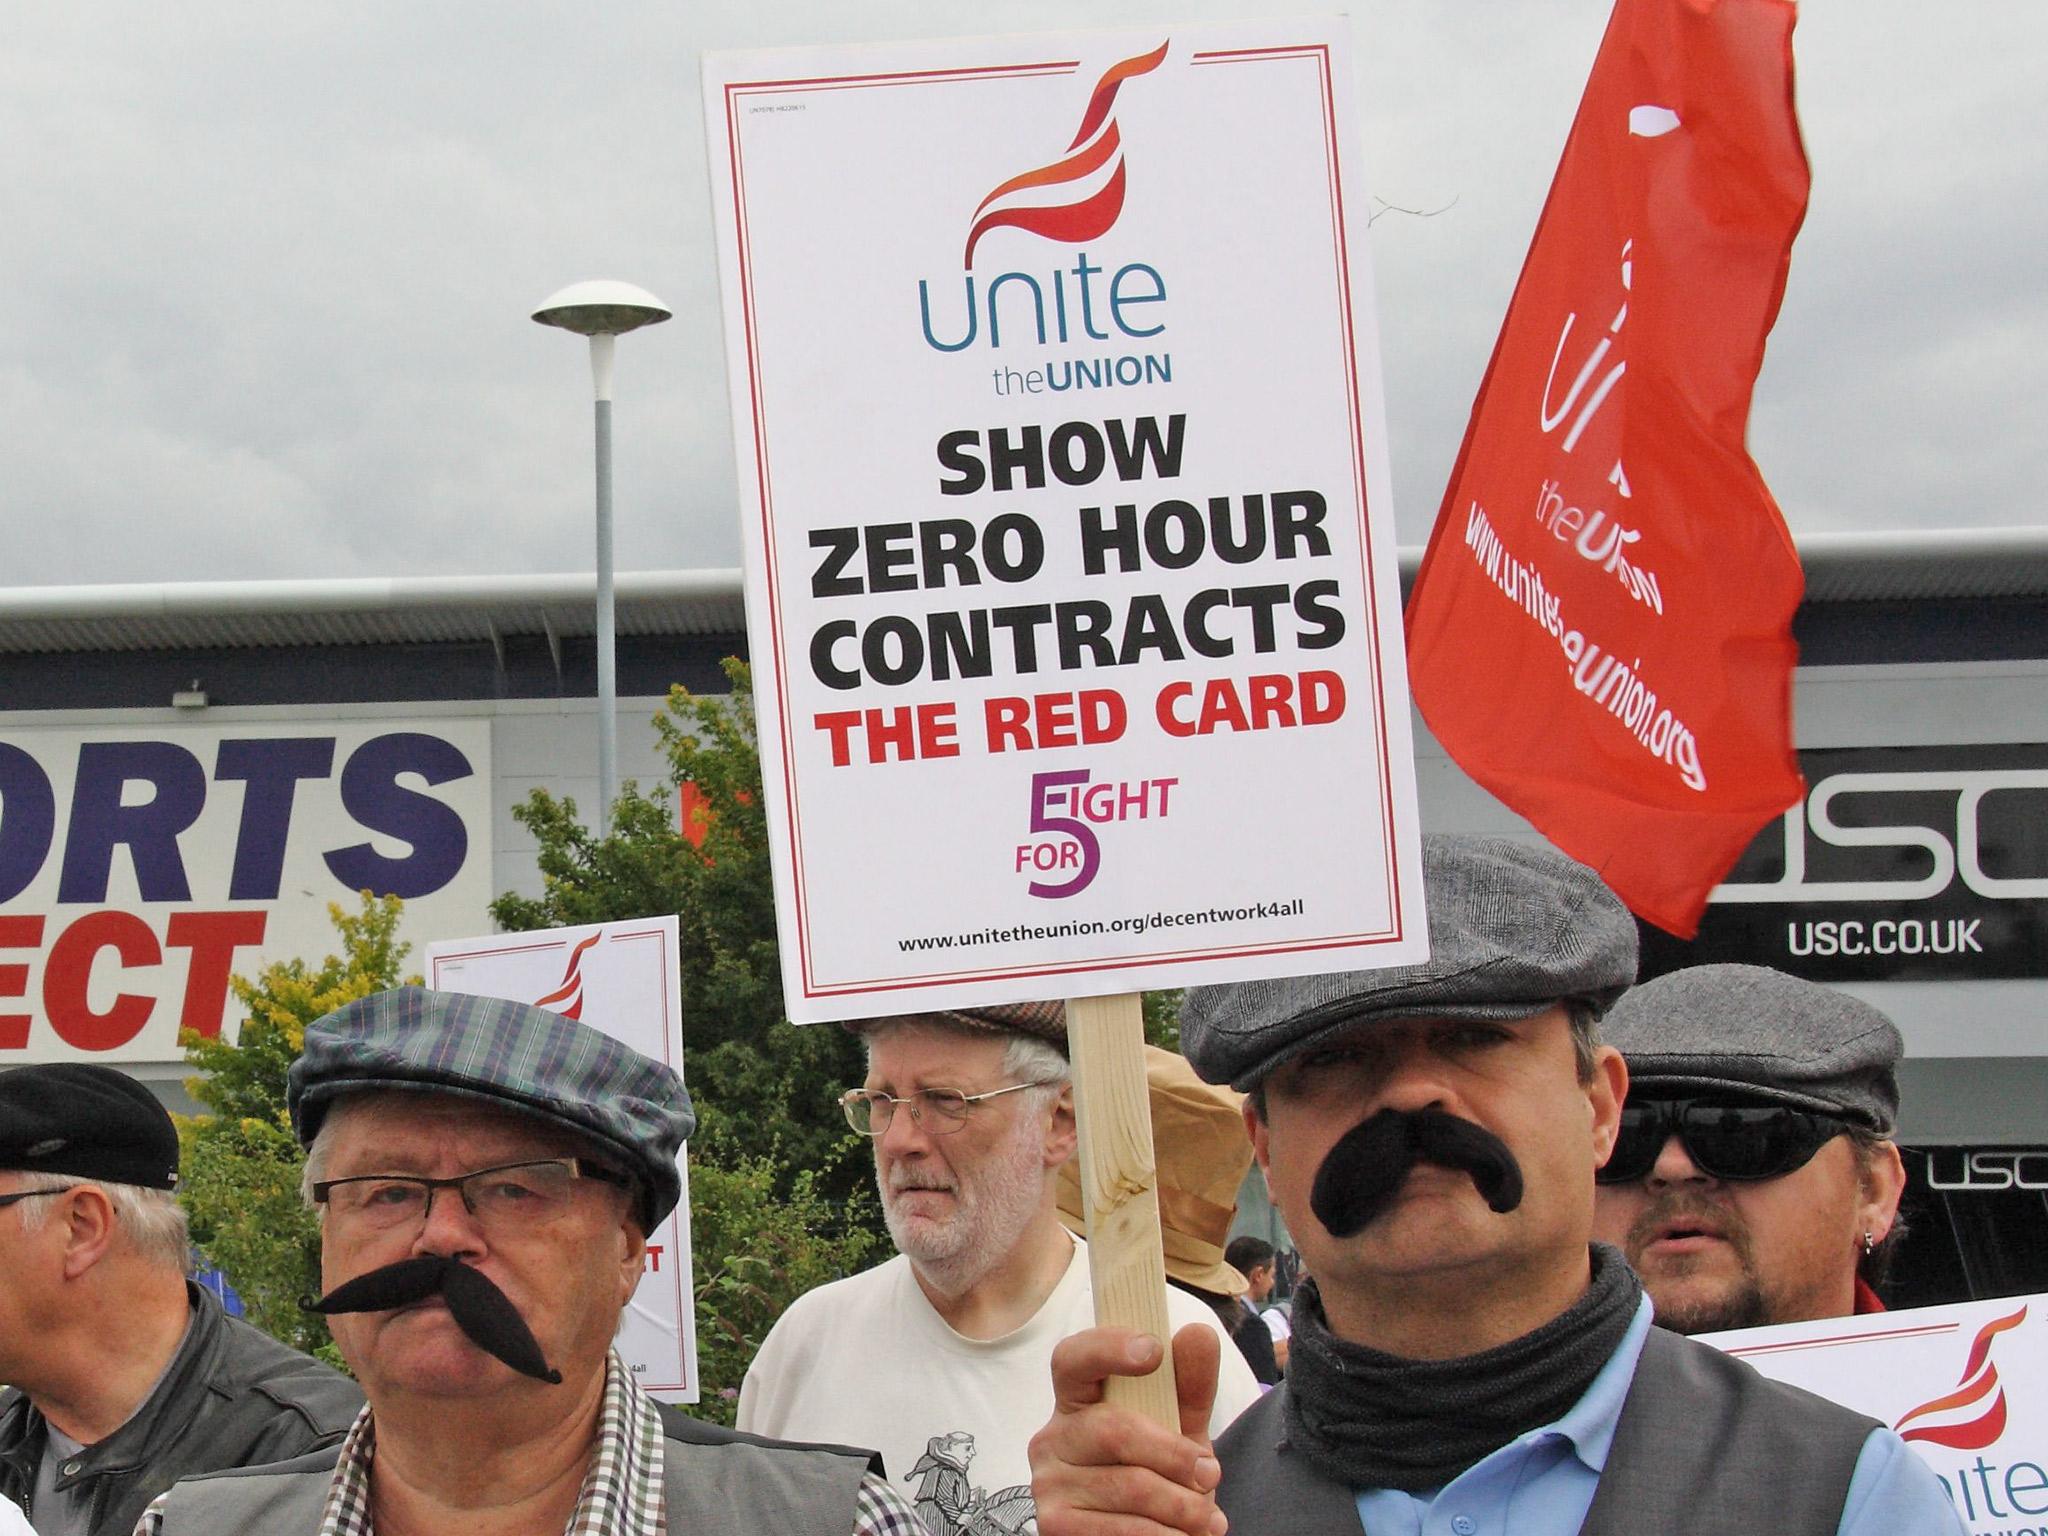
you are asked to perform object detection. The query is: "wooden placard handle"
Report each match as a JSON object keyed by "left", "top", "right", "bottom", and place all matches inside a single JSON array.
[{"left": 1065, "top": 991, "right": 1178, "bottom": 1428}]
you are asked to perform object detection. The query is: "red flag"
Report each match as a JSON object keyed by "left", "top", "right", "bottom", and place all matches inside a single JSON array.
[{"left": 1406, "top": 0, "right": 1810, "bottom": 936}]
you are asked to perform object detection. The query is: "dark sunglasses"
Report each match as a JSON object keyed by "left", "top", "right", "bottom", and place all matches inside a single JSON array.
[{"left": 1597, "top": 1098, "right": 1852, "bottom": 1185}]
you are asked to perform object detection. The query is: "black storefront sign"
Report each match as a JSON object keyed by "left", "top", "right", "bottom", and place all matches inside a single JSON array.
[{"left": 1638, "top": 743, "right": 2048, "bottom": 983}]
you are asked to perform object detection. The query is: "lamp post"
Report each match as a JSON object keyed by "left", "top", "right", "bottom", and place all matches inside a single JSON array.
[{"left": 532, "top": 280, "right": 671, "bottom": 834}]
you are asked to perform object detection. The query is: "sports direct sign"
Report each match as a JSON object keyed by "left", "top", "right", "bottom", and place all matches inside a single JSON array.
[
  {"left": 0, "top": 719, "right": 493, "bottom": 1062},
  {"left": 1711, "top": 1295, "right": 2048, "bottom": 1534},
  {"left": 704, "top": 23, "right": 1425, "bottom": 1021}
]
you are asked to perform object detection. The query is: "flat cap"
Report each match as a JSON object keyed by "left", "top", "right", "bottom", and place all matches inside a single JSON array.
[
  {"left": 289, "top": 986, "right": 694, "bottom": 1226},
  {"left": 0, "top": 1065, "right": 180, "bottom": 1190},
  {"left": 847, "top": 1000, "right": 1067, "bottom": 1053},
  {"left": 1604, "top": 964, "right": 1901, "bottom": 1133},
  {"left": 1184, "top": 834, "right": 1638, "bottom": 1089}
]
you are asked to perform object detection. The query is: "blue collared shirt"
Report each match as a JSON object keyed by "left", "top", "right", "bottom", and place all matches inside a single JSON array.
[{"left": 1352, "top": 1298, "right": 1965, "bottom": 1536}]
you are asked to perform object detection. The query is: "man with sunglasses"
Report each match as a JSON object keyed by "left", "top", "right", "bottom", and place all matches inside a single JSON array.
[
  {"left": 1027, "top": 836, "right": 1959, "bottom": 1535},
  {"left": 1592, "top": 964, "right": 1907, "bottom": 1334},
  {"left": 141, "top": 987, "right": 922, "bottom": 1536},
  {"left": 0, "top": 1064, "right": 359, "bottom": 1536},
  {"left": 740, "top": 1003, "right": 1258, "bottom": 1535}
]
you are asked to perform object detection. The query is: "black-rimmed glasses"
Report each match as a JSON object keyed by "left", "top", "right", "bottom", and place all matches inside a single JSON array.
[
  {"left": 839, "top": 1081, "right": 1059, "bottom": 1137},
  {"left": 310, "top": 1158, "right": 631, "bottom": 1232},
  {"left": 1597, "top": 1098, "right": 1852, "bottom": 1185}
]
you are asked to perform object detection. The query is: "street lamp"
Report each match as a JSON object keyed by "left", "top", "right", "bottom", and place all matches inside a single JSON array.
[{"left": 532, "top": 279, "right": 672, "bottom": 834}]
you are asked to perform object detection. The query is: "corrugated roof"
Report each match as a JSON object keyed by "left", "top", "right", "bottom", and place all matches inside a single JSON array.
[
  {"left": 0, "top": 571, "right": 746, "bottom": 655},
  {"left": 0, "top": 528, "right": 2041, "bottom": 656}
]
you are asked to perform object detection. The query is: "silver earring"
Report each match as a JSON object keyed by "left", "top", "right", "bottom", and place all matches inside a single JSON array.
[{"left": 1862, "top": 1231, "right": 1876, "bottom": 1258}]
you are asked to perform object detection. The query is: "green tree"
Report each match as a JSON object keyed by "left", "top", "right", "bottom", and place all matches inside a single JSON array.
[
  {"left": 177, "top": 892, "right": 414, "bottom": 1365},
  {"left": 686, "top": 1155, "right": 880, "bottom": 1424},
  {"left": 491, "top": 659, "right": 873, "bottom": 1210}
]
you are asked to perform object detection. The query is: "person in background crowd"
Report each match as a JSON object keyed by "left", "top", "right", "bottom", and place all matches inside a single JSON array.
[
  {"left": 140, "top": 987, "right": 919, "bottom": 1536},
  {"left": 1224, "top": 1237, "right": 1291, "bottom": 1375},
  {"left": 741, "top": 1005, "right": 1258, "bottom": 1536},
  {"left": 1053, "top": 1048, "right": 1276, "bottom": 1387},
  {"left": 0, "top": 1065, "right": 360, "bottom": 1536},
  {"left": 1028, "top": 835, "right": 1962, "bottom": 1535},
  {"left": 1592, "top": 963, "right": 1908, "bottom": 1333}
]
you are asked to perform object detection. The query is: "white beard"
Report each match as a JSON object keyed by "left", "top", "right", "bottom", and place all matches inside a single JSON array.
[{"left": 880, "top": 1105, "right": 1050, "bottom": 1297}]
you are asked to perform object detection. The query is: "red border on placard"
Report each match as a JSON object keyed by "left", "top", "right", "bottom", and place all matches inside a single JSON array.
[{"left": 722, "top": 41, "right": 1408, "bottom": 1000}]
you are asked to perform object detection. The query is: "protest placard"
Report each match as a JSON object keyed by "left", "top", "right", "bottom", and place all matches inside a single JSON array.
[
  {"left": 1709, "top": 1293, "right": 2048, "bottom": 1534},
  {"left": 703, "top": 21, "right": 1425, "bottom": 1023},
  {"left": 426, "top": 918, "right": 697, "bottom": 1401}
]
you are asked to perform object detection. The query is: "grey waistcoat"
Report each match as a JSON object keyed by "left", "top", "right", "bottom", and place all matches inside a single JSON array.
[
  {"left": 154, "top": 1406, "right": 879, "bottom": 1536},
  {"left": 1213, "top": 1326, "right": 1877, "bottom": 1535}
]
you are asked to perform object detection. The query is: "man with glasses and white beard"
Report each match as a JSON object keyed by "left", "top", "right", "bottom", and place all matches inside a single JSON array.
[
  {"left": 140, "top": 987, "right": 922, "bottom": 1536},
  {"left": 740, "top": 1003, "right": 1258, "bottom": 1536},
  {"left": 1591, "top": 964, "right": 1909, "bottom": 1333}
]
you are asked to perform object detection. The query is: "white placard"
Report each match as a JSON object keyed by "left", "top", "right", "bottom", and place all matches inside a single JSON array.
[
  {"left": 0, "top": 717, "right": 493, "bottom": 1062},
  {"left": 427, "top": 918, "right": 698, "bottom": 1402},
  {"left": 704, "top": 21, "right": 1426, "bottom": 1022},
  {"left": 1709, "top": 1294, "right": 2048, "bottom": 1533}
]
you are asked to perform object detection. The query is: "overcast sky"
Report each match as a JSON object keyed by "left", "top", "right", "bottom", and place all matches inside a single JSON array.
[{"left": 2, "top": 1, "right": 2039, "bottom": 590}]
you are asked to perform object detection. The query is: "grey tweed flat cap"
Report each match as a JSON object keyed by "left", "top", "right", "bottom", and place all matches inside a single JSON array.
[
  {"left": 289, "top": 986, "right": 695, "bottom": 1227},
  {"left": 846, "top": 1000, "right": 1068, "bottom": 1052},
  {"left": 1183, "top": 834, "right": 1638, "bottom": 1089},
  {"left": 1604, "top": 964, "right": 1901, "bottom": 1133}
]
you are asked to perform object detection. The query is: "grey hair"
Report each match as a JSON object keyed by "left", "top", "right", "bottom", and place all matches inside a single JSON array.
[
  {"left": 860, "top": 1018, "right": 1071, "bottom": 1104},
  {"left": 10, "top": 1170, "right": 191, "bottom": 1273}
]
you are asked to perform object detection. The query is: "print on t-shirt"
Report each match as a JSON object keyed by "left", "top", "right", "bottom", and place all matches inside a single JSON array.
[{"left": 907, "top": 1431, "right": 1035, "bottom": 1536}]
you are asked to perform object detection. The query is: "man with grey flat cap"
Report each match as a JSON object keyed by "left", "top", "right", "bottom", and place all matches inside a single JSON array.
[
  {"left": 1029, "top": 835, "right": 1961, "bottom": 1536},
  {"left": 0, "top": 1064, "right": 358, "bottom": 1536},
  {"left": 1592, "top": 964, "right": 1908, "bottom": 1333},
  {"left": 140, "top": 986, "right": 927, "bottom": 1536}
]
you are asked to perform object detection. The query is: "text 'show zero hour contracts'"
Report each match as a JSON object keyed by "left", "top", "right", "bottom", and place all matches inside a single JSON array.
[{"left": 703, "top": 22, "right": 1428, "bottom": 1021}]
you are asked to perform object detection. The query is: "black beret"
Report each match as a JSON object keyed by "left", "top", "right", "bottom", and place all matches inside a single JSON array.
[{"left": 0, "top": 1064, "right": 180, "bottom": 1190}]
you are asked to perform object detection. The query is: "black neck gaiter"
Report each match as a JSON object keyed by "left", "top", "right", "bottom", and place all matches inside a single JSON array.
[{"left": 1282, "top": 1244, "right": 1642, "bottom": 1492}]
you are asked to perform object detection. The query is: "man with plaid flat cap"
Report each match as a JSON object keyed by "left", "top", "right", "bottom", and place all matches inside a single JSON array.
[
  {"left": 140, "top": 987, "right": 925, "bottom": 1536},
  {"left": 1029, "top": 835, "right": 1960, "bottom": 1536},
  {"left": 1592, "top": 964, "right": 1908, "bottom": 1333},
  {"left": 740, "top": 1003, "right": 1257, "bottom": 1536}
]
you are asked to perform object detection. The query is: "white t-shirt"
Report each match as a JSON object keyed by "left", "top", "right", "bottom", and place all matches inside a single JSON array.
[
  {"left": 0, "top": 1494, "right": 31, "bottom": 1536},
  {"left": 739, "top": 1237, "right": 1261, "bottom": 1536}
]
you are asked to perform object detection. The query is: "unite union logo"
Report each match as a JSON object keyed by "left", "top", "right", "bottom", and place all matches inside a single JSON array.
[
  {"left": 962, "top": 41, "right": 1167, "bottom": 267},
  {"left": 531, "top": 931, "right": 601, "bottom": 1019},
  {"left": 1894, "top": 1304, "right": 2029, "bottom": 1450}
]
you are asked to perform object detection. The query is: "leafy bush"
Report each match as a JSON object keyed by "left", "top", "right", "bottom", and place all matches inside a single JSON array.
[
  {"left": 686, "top": 1154, "right": 881, "bottom": 1425},
  {"left": 177, "top": 892, "right": 413, "bottom": 1366}
]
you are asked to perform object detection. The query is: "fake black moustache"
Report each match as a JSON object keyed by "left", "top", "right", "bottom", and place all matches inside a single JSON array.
[
  {"left": 306, "top": 1255, "right": 562, "bottom": 1384},
  {"left": 1310, "top": 1107, "right": 1525, "bottom": 1238}
]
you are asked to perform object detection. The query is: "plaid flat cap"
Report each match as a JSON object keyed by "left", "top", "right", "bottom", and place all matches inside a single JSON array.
[
  {"left": 289, "top": 986, "right": 694, "bottom": 1226},
  {"left": 0, "top": 1064, "right": 180, "bottom": 1190},
  {"left": 1604, "top": 964, "right": 1902, "bottom": 1133},
  {"left": 845, "top": 999, "right": 1067, "bottom": 1051},
  {"left": 1183, "top": 834, "right": 1638, "bottom": 1089}
]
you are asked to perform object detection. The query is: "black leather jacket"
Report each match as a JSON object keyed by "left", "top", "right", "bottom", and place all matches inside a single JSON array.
[{"left": 0, "top": 1283, "right": 362, "bottom": 1536}]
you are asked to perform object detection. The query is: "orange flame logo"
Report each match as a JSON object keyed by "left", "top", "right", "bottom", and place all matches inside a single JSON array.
[
  {"left": 1893, "top": 1305, "right": 2028, "bottom": 1450},
  {"left": 532, "top": 932, "right": 602, "bottom": 1020},
  {"left": 963, "top": 41, "right": 1168, "bottom": 268}
]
